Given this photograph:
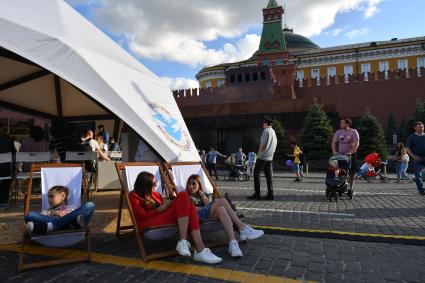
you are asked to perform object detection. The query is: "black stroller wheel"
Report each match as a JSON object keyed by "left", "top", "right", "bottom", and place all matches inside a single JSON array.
[
  {"left": 325, "top": 187, "right": 330, "bottom": 198},
  {"left": 238, "top": 175, "right": 244, "bottom": 181},
  {"left": 347, "top": 189, "right": 353, "bottom": 200},
  {"left": 244, "top": 174, "right": 250, "bottom": 181},
  {"left": 334, "top": 192, "right": 339, "bottom": 202}
]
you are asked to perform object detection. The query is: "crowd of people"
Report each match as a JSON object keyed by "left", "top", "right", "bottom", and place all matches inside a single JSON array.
[{"left": 198, "top": 118, "right": 425, "bottom": 197}]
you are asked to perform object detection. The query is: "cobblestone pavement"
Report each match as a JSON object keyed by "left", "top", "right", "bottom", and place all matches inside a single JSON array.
[
  {"left": 217, "top": 177, "right": 425, "bottom": 236},
  {"left": 1, "top": 176, "right": 424, "bottom": 282}
]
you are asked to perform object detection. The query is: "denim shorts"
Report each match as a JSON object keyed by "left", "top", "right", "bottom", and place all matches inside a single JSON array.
[{"left": 197, "top": 202, "right": 214, "bottom": 219}]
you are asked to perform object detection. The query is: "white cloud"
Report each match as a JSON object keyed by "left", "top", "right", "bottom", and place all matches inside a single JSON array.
[
  {"left": 161, "top": 77, "right": 199, "bottom": 90},
  {"left": 65, "top": 0, "right": 384, "bottom": 67},
  {"left": 345, "top": 28, "right": 370, "bottom": 39},
  {"left": 324, "top": 26, "right": 349, "bottom": 37}
]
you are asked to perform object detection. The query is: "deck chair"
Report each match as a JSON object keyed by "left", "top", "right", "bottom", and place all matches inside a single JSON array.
[
  {"left": 0, "top": 152, "right": 13, "bottom": 207},
  {"left": 13, "top": 152, "right": 51, "bottom": 202},
  {"left": 165, "top": 162, "right": 226, "bottom": 233},
  {"left": 65, "top": 151, "right": 98, "bottom": 199},
  {"left": 115, "top": 162, "right": 179, "bottom": 261},
  {"left": 19, "top": 163, "right": 91, "bottom": 271}
]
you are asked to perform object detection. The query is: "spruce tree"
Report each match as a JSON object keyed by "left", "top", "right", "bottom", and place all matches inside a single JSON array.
[
  {"left": 300, "top": 99, "right": 333, "bottom": 160},
  {"left": 398, "top": 116, "right": 407, "bottom": 143},
  {"left": 357, "top": 110, "right": 388, "bottom": 160},
  {"left": 385, "top": 112, "right": 397, "bottom": 146}
]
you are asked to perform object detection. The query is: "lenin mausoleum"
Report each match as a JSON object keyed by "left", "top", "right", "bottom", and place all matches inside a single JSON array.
[{"left": 173, "top": 0, "right": 425, "bottom": 153}]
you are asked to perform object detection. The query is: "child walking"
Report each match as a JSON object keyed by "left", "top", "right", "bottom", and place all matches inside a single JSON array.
[
  {"left": 25, "top": 185, "right": 95, "bottom": 234},
  {"left": 186, "top": 174, "right": 264, "bottom": 257}
]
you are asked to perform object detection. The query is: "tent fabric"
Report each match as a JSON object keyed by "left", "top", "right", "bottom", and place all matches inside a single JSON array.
[{"left": 0, "top": 0, "right": 199, "bottom": 162}]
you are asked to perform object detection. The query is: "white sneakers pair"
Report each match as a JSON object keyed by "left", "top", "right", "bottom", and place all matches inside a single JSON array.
[
  {"left": 175, "top": 225, "right": 263, "bottom": 262},
  {"left": 176, "top": 239, "right": 222, "bottom": 264}
]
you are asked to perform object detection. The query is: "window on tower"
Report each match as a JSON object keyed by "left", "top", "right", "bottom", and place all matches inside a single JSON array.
[
  {"left": 260, "top": 72, "right": 266, "bottom": 80},
  {"left": 253, "top": 72, "right": 258, "bottom": 81},
  {"left": 237, "top": 74, "right": 243, "bottom": 83},
  {"left": 230, "top": 75, "right": 235, "bottom": 83}
]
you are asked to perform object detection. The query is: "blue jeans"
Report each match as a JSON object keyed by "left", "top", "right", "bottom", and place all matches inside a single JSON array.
[
  {"left": 413, "top": 160, "right": 424, "bottom": 192},
  {"left": 25, "top": 202, "right": 95, "bottom": 231},
  {"left": 399, "top": 162, "right": 411, "bottom": 180},
  {"left": 396, "top": 162, "right": 402, "bottom": 180}
]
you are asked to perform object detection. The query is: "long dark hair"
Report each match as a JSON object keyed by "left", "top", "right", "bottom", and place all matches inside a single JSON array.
[
  {"left": 133, "top": 171, "right": 155, "bottom": 199},
  {"left": 30, "top": 126, "right": 44, "bottom": 142}
]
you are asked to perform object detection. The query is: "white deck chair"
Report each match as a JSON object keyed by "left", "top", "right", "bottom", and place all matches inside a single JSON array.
[
  {"left": 14, "top": 152, "right": 51, "bottom": 200},
  {"left": 19, "top": 163, "right": 91, "bottom": 271},
  {"left": 115, "top": 162, "right": 178, "bottom": 261},
  {"left": 65, "top": 151, "right": 98, "bottom": 199}
]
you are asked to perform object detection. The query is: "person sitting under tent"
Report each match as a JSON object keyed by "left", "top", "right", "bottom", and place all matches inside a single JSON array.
[
  {"left": 186, "top": 174, "right": 264, "bottom": 257},
  {"left": 129, "top": 171, "right": 222, "bottom": 264},
  {"left": 25, "top": 185, "right": 95, "bottom": 234}
]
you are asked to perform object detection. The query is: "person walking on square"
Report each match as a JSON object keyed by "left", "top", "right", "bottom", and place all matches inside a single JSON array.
[
  {"left": 406, "top": 121, "right": 425, "bottom": 195},
  {"left": 247, "top": 150, "right": 256, "bottom": 175},
  {"left": 235, "top": 147, "right": 246, "bottom": 166},
  {"left": 288, "top": 142, "right": 303, "bottom": 182},
  {"left": 332, "top": 118, "right": 360, "bottom": 191},
  {"left": 248, "top": 117, "right": 277, "bottom": 201},
  {"left": 206, "top": 147, "right": 226, "bottom": 180}
]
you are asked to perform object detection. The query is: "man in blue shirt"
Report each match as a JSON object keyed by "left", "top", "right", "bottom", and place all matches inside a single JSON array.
[
  {"left": 406, "top": 121, "right": 425, "bottom": 195},
  {"left": 206, "top": 147, "right": 226, "bottom": 180}
]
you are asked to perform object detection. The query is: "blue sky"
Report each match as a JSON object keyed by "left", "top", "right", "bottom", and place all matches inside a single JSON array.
[{"left": 66, "top": 0, "right": 424, "bottom": 89}]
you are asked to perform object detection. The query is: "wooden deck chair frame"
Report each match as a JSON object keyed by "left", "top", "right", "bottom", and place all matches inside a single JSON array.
[
  {"left": 18, "top": 163, "right": 91, "bottom": 271},
  {"left": 115, "top": 162, "right": 179, "bottom": 262}
]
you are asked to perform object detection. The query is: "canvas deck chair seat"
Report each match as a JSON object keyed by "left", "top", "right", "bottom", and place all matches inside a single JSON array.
[
  {"left": 19, "top": 163, "right": 91, "bottom": 271},
  {"left": 165, "top": 162, "right": 225, "bottom": 233},
  {"left": 115, "top": 162, "right": 178, "bottom": 261}
]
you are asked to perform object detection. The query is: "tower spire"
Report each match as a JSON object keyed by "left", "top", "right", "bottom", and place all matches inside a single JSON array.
[{"left": 266, "top": 0, "right": 279, "bottom": 9}]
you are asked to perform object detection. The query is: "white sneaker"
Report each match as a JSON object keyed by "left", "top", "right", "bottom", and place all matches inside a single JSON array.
[
  {"left": 193, "top": 248, "right": 222, "bottom": 264},
  {"left": 228, "top": 240, "right": 243, "bottom": 257},
  {"left": 26, "top": 222, "right": 34, "bottom": 233},
  {"left": 176, "top": 239, "right": 191, "bottom": 257},
  {"left": 239, "top": 224, "right": 264, "bottom": 240}
]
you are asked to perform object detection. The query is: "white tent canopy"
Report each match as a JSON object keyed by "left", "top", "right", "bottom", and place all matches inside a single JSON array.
[{"left": 0, "top": 0, "right": 199, "bottom": 162}]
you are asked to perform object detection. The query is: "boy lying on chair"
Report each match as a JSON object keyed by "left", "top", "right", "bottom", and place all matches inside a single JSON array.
[
  {"left": 25, "top": 186, "right": 95, "bottom": 234},
  {"left": 186, "top": 174, "right": 264, "bottom": 258}
]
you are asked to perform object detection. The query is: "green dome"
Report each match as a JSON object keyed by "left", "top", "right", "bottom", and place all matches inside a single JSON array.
[{"left": 283, "top": 29, "right": 319, "bottom": 51}]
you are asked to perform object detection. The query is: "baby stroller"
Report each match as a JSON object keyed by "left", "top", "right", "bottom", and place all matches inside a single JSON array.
[
  {"left": 325, "top": 155, "right": 353, "bottom": 202},
  {"left": 225, "top": 164, "right": 250, "bottom": 181},
  {"left": 223, "top": 155, "right": 250, "bottom": 181}
]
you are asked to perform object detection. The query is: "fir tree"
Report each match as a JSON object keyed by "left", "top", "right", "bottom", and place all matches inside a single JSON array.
[
  {"left": 385, "top": 112, "right": 397, "bottom": 146},
  {"left": 300, "top": 99, "right": 333, "bottom": 160},
  {"left": 357, "top": 110, "right": 388, "bottom": 160}
]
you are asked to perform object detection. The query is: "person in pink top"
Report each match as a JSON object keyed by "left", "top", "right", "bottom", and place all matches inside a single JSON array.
[{"left": 331, "top": 118, "right": 360, "bottom": 190}]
